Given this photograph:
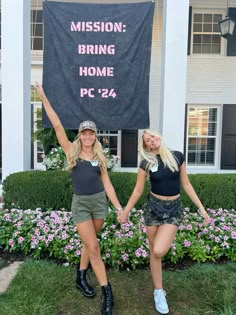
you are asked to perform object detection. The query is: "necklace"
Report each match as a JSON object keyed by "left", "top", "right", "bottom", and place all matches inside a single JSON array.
[{"left": 81, "top": 150, "right": 94, "bottom": 159}]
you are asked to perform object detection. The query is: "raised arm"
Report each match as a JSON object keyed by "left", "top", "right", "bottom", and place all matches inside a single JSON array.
[
  {"left": 118, "top": 168, "right": 147, "bottom": 223},
  {"left": 34, "top": 82, "right": 72, "bottom": 157},
  {"left": 180, "top": 162, "right": 209, "bottom": 224}
]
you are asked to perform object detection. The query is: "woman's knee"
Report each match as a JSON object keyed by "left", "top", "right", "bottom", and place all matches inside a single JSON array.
[
  {"left": 153, "top": 247, "right": 167, "bottom": 258},
  {"left": 149, "top": 244, "right": 165, "bottom": 258},
  {"left": 87, "top": 244, "right": 101, "bottom": 260}
]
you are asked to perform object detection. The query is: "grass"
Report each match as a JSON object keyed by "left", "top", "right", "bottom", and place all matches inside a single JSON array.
[{"left": 0, "top": 259, "right": 235, "bottom": 315}]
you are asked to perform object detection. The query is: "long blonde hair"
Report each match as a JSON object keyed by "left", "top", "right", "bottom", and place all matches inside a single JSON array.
[
  {"left": 139, "top": 129, "right": 179, "bottom": 173},
  {"left": 67, "top": 132, "right": 107, "bottom": 171}
]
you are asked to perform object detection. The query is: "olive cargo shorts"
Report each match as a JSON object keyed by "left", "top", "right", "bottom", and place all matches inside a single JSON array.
[
  {"left": 71, "top": 191, "right": 108, "bottom": 224},
  {"left": 143, "top": 193, "right": 184, "bottom": 227}
]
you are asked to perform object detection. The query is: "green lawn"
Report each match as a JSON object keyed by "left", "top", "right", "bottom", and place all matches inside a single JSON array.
[{"left": 0, "top": 259, "right": 235, "bottom": 315}]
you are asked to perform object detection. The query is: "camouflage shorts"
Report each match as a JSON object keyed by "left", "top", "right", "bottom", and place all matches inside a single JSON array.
[{"left": 143, "top": 194, "right": 184, "bottom": 227}]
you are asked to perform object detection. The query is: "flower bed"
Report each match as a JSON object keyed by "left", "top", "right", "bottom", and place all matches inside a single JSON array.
[{"left": 0, "top": 207, "right": 235, "bottom": 270}]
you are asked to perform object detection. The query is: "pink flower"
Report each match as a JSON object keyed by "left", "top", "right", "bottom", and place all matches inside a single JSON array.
[
  {"left": 4, "top": 213, "right": 11, "bottom": 221},
  {"left": 8, "top": 239, "right": 14, "bottom": 246},
  {"left": 221, "top": 241, "right": 229, "bottom": 248},
  {"left": 183, "top": 240, "right": 191, "bottom": 247},
  {"left": 231, "top": 231, "right": 236, "bottom": 239},
  {"left": 18, "top": 237, "right": 24, "bottom": 243},
  {"left": 122, "top": 254, "right": 128, "bottom": 261}
]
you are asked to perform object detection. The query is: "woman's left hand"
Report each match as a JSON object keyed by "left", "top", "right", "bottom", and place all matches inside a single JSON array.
[
  {"left": 34, "top": 82, "right": 46, "bottom": 100},
  {"left": 198, "top": 208, "right": 210, "bottom": 225},
  {"left": 117, "top": 210, "right": 129, "bottom": 224}
]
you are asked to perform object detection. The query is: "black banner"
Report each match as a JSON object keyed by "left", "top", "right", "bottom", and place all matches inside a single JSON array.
[{"left": 43, "top": 1, "right": 155, "bottom": 130}]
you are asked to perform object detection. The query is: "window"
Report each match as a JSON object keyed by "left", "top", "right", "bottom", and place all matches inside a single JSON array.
[
  {"left": 31, "top": 95, "right": 119, "bottom": 168},
  {"left": 192, "top": 13, "right": 222, "bottom": 54},
  {"left": 31, "top": 10, "right": 43, "bottom": 50},
  {"left": 31, "top": 87, "right": 45, "bottom": 169},
  {"left": 186, "top": 106, "right": 219, "bottom": 166},
  {"left": 33, "top": 104, "right": 45, "bottom": 170},
  {"left": 31, "top": 86, "right": 41, "bottom": 102},
  {"left": 97, "top": 130, "right": 118, "bottom": 156}
]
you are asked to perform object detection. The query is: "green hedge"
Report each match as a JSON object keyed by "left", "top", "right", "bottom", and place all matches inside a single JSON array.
[
  {"left": 180, "top": 173, "right": 236, "bottom": 210},
  {"left": 2, "top": 170, "right": 236, "bottom": 210},
  {"left": 2, "top": 171, "right": 73, "bottom": 211}
]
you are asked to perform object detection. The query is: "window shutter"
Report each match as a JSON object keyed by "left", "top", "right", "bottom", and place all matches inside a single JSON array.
[
  {"left": 221, "top": 105, "right": 236, "bottom": 169},
  {"left": 227, "top": 8, "right": 236, "bottom": 56},
  {"left": 121, "top": 130, "right": 138, "bottom": 167},
  {"left": 187, "top": 6, "right": 192, "bottom": 55}
]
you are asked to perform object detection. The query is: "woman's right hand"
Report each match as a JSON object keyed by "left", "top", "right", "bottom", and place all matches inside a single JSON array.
[
  {"left": 34, "top": 82, "right": 46, "bottom": 101},
  {"left": 117, "top": 209, "right": 129, "bottom": 224},
  {"left": 198, "top": 207, "right": 210, "bottom": 225}
]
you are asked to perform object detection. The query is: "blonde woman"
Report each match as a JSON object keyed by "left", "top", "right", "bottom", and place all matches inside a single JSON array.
[
  {"left": 118, "top": 129, "right": 209, "bottom": 314},
  {"left": 34, "top": 82, "right": 122, "bottom": 315}
]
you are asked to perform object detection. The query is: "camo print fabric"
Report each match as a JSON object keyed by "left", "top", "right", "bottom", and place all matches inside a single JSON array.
[{"left": 143, "top": 194, "right": 184, "bottom": 227}]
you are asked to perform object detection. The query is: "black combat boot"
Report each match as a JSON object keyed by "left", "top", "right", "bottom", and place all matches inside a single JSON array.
[
  {"left": 101, "top": 282, "right": 114, "bottom": 315},
  {"left": 76, "top": 267, "right": 96, "bottom": 297}
]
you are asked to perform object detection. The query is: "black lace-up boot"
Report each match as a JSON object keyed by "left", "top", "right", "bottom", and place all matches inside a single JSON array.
[
  {"left": 101, "top": 282, "right": 113, "bottom": 315},
  {"left": 76, "top": 268, "right": 96, "bottom": 297}
]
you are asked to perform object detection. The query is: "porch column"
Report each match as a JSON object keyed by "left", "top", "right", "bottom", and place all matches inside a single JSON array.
[
  {"left": 2, "top": 0, "right": 31, "bottom": 181},
  {"left": 159, "top": 0, "right": 189, "bottom": 151}
]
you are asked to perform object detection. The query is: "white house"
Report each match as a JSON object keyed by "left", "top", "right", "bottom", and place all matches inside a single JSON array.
[{"left": 1, "top": 0, "right": 236, "bottom": 182}]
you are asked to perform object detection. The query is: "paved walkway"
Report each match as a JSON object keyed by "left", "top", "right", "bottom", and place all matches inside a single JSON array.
[
  {"left": 0, "top": 184, "right": 22, "bottom": 294},
  {"left": 0, "top": 261, "right": 24, "bottom": 293}
]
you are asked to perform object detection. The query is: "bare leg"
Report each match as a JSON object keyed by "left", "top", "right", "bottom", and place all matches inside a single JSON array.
[
  {"left": 79, "top": 219, "right": 104, "bottom": 270},
  {"left": 146, "top": 224, "right": 178, "bottom": 289},
  {"left": 76, "top": 219, "right": 108, "bottom": 286},
  {"left": 146, "top": 226, "right": 162, "bottom": 288}
]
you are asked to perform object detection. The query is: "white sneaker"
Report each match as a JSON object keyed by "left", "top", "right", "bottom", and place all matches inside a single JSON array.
[{"left": 154, "top": 289, "right": 169, "bottom": 314}]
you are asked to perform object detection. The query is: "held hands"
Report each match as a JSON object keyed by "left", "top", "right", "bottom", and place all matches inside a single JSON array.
[
  {"left": 117, "top": 209, "right": 129, "bottom": 224},
  {"left": 198, "top": 207, "right": 210, "bottom": 225}
]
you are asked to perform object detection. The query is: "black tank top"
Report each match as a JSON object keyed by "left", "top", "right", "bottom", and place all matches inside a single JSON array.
[{"left": 71, "top": 158, "right": 104, "bottom": 195}]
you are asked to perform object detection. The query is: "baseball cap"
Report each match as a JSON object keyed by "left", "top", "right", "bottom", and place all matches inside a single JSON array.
[{"left": 79, "top": 121, "right": 97, "bottom": 133}]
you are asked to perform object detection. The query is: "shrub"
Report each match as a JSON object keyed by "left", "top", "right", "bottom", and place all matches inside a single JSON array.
[
  {"left": 109, "top": 172, "right": 150, "bottom": 209},
  {"left": 2, "top": 171, "right": 150, "bottom": 211},
  {"left": 42, "top": 147, "right": 67, "bottom": 170},
  {"left": 2, "top": 171, "right": 73, "bottom": 211},
  {"left": 2, "top": 171, "right": 236, "bottom": 211},
  {"left": 180, "top": 174, "right": 236, "bottom": 210}
]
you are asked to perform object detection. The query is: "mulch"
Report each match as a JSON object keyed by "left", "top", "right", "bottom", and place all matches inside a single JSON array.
[{"left": 0, "top": 250, "right": 230, "bottom": 272}]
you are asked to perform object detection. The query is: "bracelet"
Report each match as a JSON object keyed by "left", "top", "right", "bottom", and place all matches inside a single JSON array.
[{"left": 116, "top": 207, "right": 123, "bottom": 211}]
